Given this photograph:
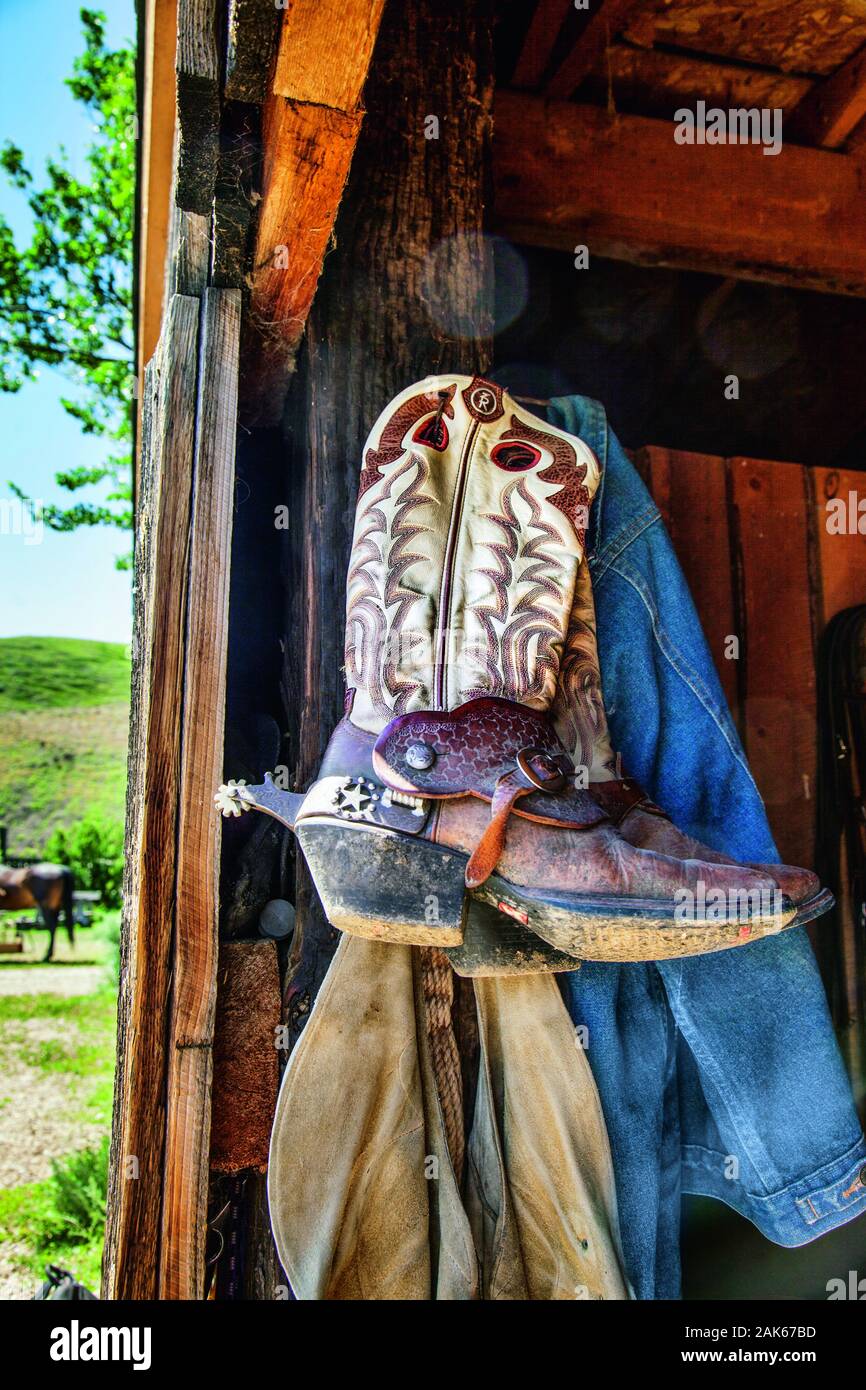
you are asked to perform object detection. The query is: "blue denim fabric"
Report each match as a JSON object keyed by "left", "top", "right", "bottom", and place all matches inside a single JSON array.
[{"left": 548, "top": 393, "right": 866, "bottom": 1300}]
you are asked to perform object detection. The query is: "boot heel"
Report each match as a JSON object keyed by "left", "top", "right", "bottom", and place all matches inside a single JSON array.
[
  {"left": 296, "top": 820, "right": 467, "bottom": 946},
  {"left": 446, "top": 901, "right": 581, "bottom": 976}
]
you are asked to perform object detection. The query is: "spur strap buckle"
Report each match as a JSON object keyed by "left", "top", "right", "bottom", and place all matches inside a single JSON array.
[{"left": 516, "top": 746, "right": 567, "bottom": 794}]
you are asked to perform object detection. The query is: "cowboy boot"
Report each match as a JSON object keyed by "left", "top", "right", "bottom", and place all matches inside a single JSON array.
[
  {"left": 220, "top": 374, "right": 816, "bottom": 960},
  {"left": 235, "top": 372, "right": 598, "bottom": 947}
]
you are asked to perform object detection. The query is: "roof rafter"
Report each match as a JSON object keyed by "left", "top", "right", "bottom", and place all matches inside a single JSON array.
[
  {"left": 511, "top": 0, "right": 571, "bottom": 89},
  {"left": 546, "top": 0, "right": 646, "bottom": 99},
  {"left": 493, "top": 93, "right": 866, "bottom": 297},
  {"left": 786, "top": 40, "right": 866, "bottom": 149}
]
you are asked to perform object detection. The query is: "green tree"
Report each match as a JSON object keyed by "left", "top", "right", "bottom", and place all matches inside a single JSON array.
[
  {"left": 44, "top": 814, "right": 125, "bottom": 909},
  {"left": 0, "top": 8, "right": 135, "bottom": 550}
]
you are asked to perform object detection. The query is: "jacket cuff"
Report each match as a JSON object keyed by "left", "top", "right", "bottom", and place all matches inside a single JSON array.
[{"left": 681, "top": 1137, "right": 866, "bottom": 1248}]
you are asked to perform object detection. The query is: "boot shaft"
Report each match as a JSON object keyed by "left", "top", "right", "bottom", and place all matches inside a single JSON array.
[
  {"left": 551, "top": 560, "right": 619, "bottom": 783},
  {"left": 345, "top": 375, "right": 601, "bottom": 732}
]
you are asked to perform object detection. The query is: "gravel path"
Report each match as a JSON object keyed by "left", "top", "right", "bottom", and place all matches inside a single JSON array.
[
  {"left": 0, "top": 961, "right": 112, "bottom": 1297},
  {"left": 0, "top": 1014, "right": 106, "bottom": 1187},
  {"left": 0, "top": 965, "right": 104, "bottom": 997}
]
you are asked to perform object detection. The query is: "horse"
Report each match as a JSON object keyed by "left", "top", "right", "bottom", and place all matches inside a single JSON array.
[{"left": 0, "top": 863, "right": 75, "bottom": 962}]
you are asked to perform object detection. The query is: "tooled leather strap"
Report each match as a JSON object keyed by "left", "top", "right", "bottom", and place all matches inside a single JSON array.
[
  {"left": 372, "top": 696, "right": 606, "bottom": 825},
  {"left": 372, "top": 695, "right": 608, "bottom": 885}
]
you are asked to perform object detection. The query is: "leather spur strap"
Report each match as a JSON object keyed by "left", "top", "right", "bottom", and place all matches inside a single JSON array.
[
  {"left": 372, "top": 696, "right": 607, "bottom": 886},
  {"left": 588, "top": 778, "right": 667, "bottom": 826}
]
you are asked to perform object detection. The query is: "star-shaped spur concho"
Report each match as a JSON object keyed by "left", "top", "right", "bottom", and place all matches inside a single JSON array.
[{"left": 333, "top": 778, "right": 376, "bottom": 819}]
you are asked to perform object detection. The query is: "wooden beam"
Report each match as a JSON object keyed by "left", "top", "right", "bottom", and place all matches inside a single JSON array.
[
  {"left": 729, "top": 456, "right": 817, "bottom": 870},
  {"left": 209, "top": 940, "right": 281, "bottom": 1174},
  {"left": 243, "top": 96, "right": 363, "bottom": 424},
  {"left": 138, "top": 0, "right": 178, "bottom": 377},
  {"left": 212, "top": 105, "right": 258, "bottom": 288},
  {"left": 646, "top": 0, "right": 866, "bottom": 80},
  {"left": 493, "top": 94, "right": 866, "bottom": 298},
  {"left": 546, "top": 0, "right": 644, "bottom": 99},
  {"left": 786, "top": 42, "right": 866, "bottom": 149},
  {"left": 175, "top": 0, "right": 220, "bottom": 214},
  {"left": 582, "top": 42, "right": 812, "bottom": 121},
  {"left": 103, "top": 295, "right": 199, "bottom": 1300},
  {"left": 242, "top": 0, "right": 387, "bottom": 424},
  {"left": 159, "top": 288, "right": 241, "bottom": 1300},
  {"left": 511, "top": 0, "right": 570, "bottom": 90},
  {"left": 164, "top": 126, "right": 211, "bottom": 299},
  {"left": 225, "top": 0, "right": 280, "bottom": 104},
  {"left": 272, "top": 0, "right": 386, "bottom": 108}
]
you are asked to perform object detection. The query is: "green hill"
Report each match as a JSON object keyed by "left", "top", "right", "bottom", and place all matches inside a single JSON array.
[{"left": 0, "top": 638, "right": 130, "bottom": 856}]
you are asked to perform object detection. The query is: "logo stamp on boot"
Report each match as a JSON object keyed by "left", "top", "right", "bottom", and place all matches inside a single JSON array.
[{"left": 462, "top": 377, "right": 504, "bottom": 422}]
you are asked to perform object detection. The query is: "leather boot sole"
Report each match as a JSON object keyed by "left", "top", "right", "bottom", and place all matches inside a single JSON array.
[
  {"left": 473, "top": 876, "right": 808, "bottom": 962},
  {"left": 297, "top": 819, "right": 828, "bottom": 962}
]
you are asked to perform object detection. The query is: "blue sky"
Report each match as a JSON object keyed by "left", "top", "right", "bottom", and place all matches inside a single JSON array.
[{"left": 0, "top": 0, "right": 135, "bottom": 643}]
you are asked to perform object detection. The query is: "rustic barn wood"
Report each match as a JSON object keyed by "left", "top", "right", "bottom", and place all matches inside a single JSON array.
[
  {"left": 634, "top": 448, "right": 866, "bottom": 875},
  {"left": 165, "top": 197, "right": 210, "bottom": 298},
  {"left": 280, "top": 0, "right": 494, "bottom": 1090},
  {"left": 104, "top": 295, "right": 199, "bottom": 1300},
  {"left": 160, "top": 288, "right": 241, "bottom": 1300},
  {"left": 272, "top": 0, "right": 387, "bottom": 108},
  {"left": 636, "top": 451, "right": 819, "bottom": 871},
  {"left": 493, "top": 95, "right": 866, "bottom": 298},
  {"left": 546, "top": 0, "right": 645, "bottom": 99},
  {"left": 211, "top": 104, "right": 258, "bottom": 289},
  {"left": 243, "top": 96, "right": 363, "bottom": 424},
  {"left": 138, "top": 0, "right": 179, "bottom": 377},
  {"left": 729, "top": 457, "right": 818, "bottom": 869},
  {"left": 647, "top": 0, "right": 866, "bottom": 78},
  {"left": 634, "top": 447, "right": 739, "bottom": 722},
  {"left": 510, "top": 0, "right": 569, "bottom": 89},
  {"left": 175, "top": 0, "right": 220, "bottom": 214},
  {"left": 243, "top": 1173, "right": 283, "bottom": 1299},
  {"left": 242, "top": 0, "right": 388, "bottom": 425},
  {"left": 225, "top": 0, "right": 279, "bottom": 104},
  {"left": 786, "top": 41, "right": 866, "bottom": 149},
  {"left": 576, "top": 45, "right": 811, "bottom": 122},
  {"left": 210, "top": 940, "right": 281, "bottom": 1173},
  {"left": 813, "top": 468, "right": 866, "bottom": 629}
]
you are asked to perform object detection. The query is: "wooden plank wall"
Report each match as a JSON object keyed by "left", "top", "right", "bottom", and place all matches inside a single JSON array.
[{"left": 634, "top": 447, "right": 866, "bottom": 870}]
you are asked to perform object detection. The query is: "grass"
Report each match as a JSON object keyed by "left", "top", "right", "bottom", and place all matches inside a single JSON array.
[
  {"left": 0, "top": 977, "right": 117, "bottom": 1128},
  {"left": 0, "top": 637, "right": 129, "bottom": 855},
  {"left": 0, "top": 636, "right": 130, "bottom": 712},
  {"left": 0, "top": 637, "right": 127, "bottom": 1296},
  {"left": 0, "top": 1142, "right": 108, "bottom": 1295},
  {"left": 0, "top": 991, "right": 116, "bottom": 1108},
  {"left": 0, "top": 910, "right": 119, "bottom": 1295}
]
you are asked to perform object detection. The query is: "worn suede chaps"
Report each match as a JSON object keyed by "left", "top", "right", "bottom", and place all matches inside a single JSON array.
[{"left": 268, "top": 934, "right": 630, "bottom": 1299}]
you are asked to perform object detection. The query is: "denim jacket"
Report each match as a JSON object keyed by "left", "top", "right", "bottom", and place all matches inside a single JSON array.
[{"left": 548, "top": 394, "right": 866, "bottom": 1299}]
